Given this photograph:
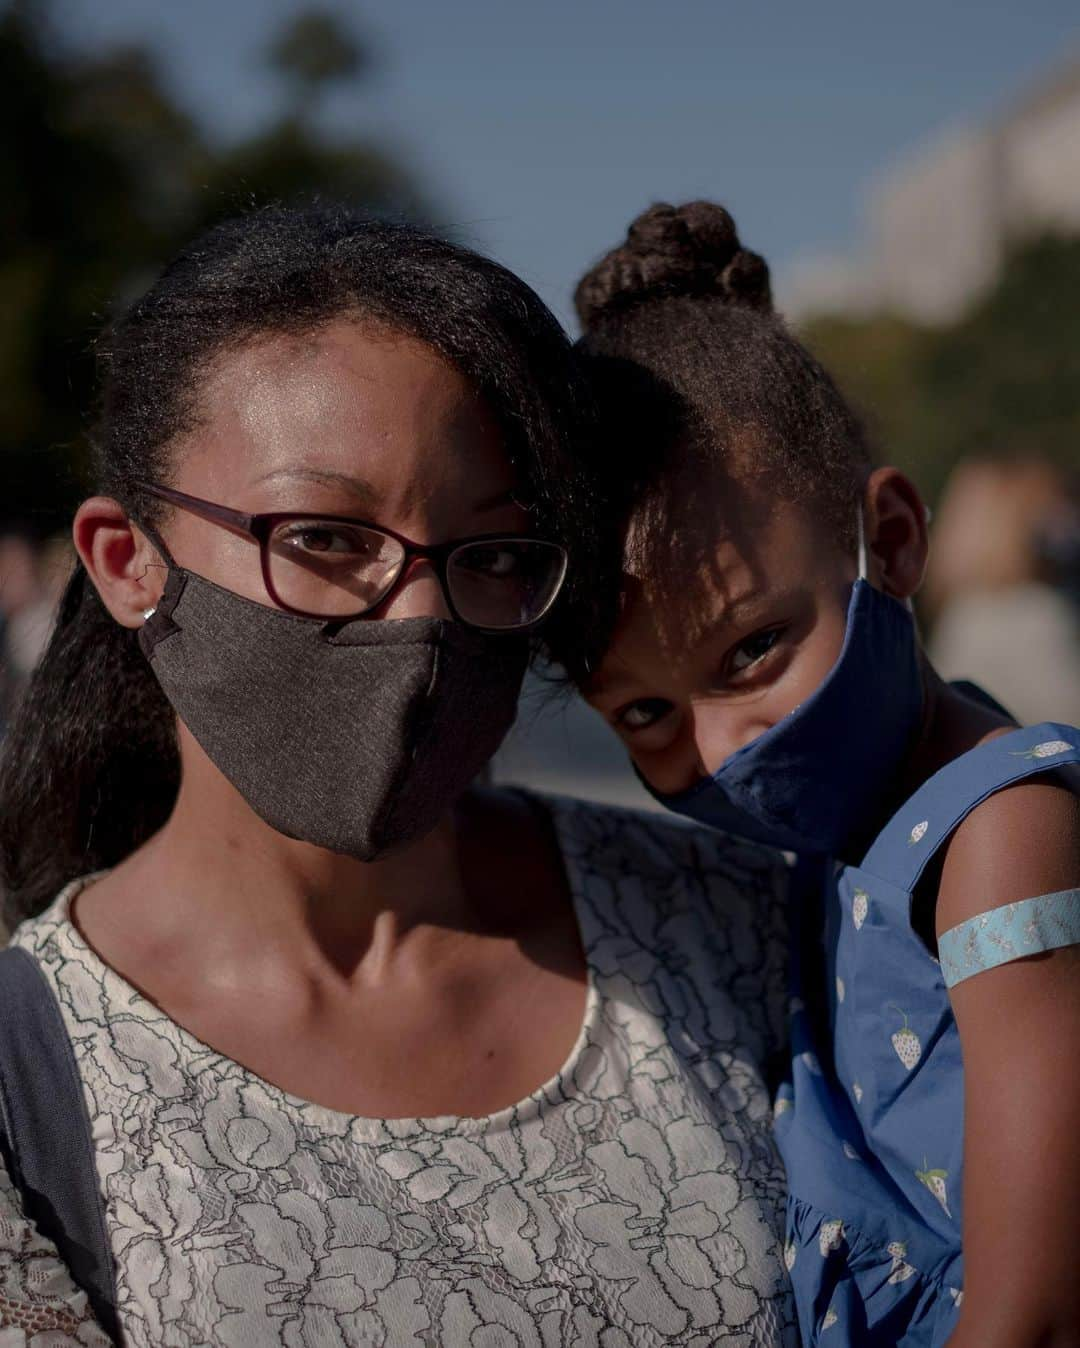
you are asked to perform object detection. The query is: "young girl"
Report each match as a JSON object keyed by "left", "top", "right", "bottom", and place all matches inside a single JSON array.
[{"left": 562, "top": 201, "right": 1080, "bottom": 1347}]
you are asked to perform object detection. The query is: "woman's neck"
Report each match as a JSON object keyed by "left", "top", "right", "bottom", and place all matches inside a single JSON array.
[
  {"left": 91, "top": 742, "right": 492, "bottom": 1002},
  {"left": 68, "top": 761, "right": 584, "bottom": 1123}
]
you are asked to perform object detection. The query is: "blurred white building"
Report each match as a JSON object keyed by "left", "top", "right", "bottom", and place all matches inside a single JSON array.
[
  {"left": 868, "top": 126, "right": 1002, "bottom": 323},
  {"left": 785, "top": 54, "right": 1080, "bottom": 324}
]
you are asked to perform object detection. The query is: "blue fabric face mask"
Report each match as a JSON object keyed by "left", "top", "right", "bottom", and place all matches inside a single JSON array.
[{"left": 643, "top": 530, "right": 925, "bottom": 855}]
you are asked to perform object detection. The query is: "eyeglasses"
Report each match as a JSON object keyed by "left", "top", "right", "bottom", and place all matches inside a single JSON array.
[{"left": 137, "top": 482, "right": 569, "bottom": 632}]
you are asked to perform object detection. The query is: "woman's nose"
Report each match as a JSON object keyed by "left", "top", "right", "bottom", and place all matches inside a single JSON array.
[{"left": 378, "top": 556, "right": 453, "bottom": 621}]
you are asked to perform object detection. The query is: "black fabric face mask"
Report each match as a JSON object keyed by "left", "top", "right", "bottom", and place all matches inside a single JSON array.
[{"left": 138, "top": 565, "right": 528, "bottom": 860}]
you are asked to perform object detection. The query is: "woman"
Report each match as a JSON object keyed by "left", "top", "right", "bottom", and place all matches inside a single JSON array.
[{"left": 0, "top": 206, "right": 796, "bottom": 1345}]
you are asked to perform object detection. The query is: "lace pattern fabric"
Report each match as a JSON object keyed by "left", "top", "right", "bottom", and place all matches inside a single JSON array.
[
  {"left": 0, "top": 1163, "right": 112, "bottom": 1346},
  {"left": 2, "top": 796, "right": 796, "bottom": 1346}
]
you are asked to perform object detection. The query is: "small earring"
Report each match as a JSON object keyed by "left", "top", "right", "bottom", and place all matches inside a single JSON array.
[{"left": 142, "top": 607, "right": 156, "bottom": 621}]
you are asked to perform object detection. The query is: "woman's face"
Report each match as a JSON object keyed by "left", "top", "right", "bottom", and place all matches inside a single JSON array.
[
  {"left": 157, "top": 320, "right": 530, "bottom": 616},
  {"left": 585, "top": 491, "right": 857, "bottom": 795}
]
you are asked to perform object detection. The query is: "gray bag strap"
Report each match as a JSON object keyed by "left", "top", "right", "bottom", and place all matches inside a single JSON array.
[{"left": 0, "top": 945, "right": 120, "bottom": 1343}]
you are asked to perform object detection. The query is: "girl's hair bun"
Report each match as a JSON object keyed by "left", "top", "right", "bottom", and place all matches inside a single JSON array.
[{"left": 574, "top": 200, "right": 772, "bottom": 330}]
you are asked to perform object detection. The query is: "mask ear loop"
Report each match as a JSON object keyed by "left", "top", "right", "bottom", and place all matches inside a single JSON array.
[
  {"left": 856, "top": 502, "right": 869, "bottom": 582},
  {"left": 135, "top": 519, "right": 176, "bottom": 624}
]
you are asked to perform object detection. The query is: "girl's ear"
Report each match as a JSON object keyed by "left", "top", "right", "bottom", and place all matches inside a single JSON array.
[
  {"left": 862, "top": 467, "right": 929, "bottom": 601},
  {"left": 73, "top": 497, "right": 167, "bottom": 629}
]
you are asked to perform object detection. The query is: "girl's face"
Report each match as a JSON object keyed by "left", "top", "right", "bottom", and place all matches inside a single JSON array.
[
  {"left": 155, "top": 320, "right": 530, "bottom": 618},
  {"left": 585, "top": 491, "right": 858, "bottom": 795}
]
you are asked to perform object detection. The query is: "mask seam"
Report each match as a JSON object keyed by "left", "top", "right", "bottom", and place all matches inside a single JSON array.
[
  {"left": 144, "top": 561, "right": 521, "bottom": 858},
  {"left": 362, "top": 632, "right": 452, "bottom": 847}
]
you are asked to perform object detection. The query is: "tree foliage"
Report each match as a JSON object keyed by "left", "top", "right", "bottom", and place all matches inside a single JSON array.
[
  {"left": 801, "top": 234, "right": 1080, "bottom": 506},
  {"left": 268, "top": 9, "right": 368, "bottom": 105},
  {"left": 1, "top": 0, "right": 427, "bottom": 528}
]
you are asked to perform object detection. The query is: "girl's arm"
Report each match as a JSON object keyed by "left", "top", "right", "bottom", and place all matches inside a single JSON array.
[
  {"left": 938, "top": 777, "right": 1080, "bottom": 1348},
  {"left": 0, "top": 1154, "right": 112, "bottom": 1346}
]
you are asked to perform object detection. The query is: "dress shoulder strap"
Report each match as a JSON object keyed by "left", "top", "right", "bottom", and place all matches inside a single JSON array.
[
  {"left": 0, "top": 945, "right": 120, "bottom": 1343},
  {"left": 859, "top": 721, "right": 1080, "bottom": 894}
]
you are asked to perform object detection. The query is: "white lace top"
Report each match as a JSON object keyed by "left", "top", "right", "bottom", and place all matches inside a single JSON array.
[{"left": 1, "top": 797, "right": 796, "bottom": 1347}]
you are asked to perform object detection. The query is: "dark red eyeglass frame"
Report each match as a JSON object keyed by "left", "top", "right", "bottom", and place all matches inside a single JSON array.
[{"left": 136, "top": 481, "right": 569, "bottom": 630}]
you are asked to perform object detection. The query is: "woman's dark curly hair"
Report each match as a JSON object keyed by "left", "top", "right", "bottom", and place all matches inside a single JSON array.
[{"left": 0, "top": 203, "right": 596, "bottom": 924}]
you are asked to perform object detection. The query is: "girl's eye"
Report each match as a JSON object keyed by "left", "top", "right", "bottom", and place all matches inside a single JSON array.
[
  {"left": 617, "top": 698, "right": 675, "bottom": 732},
  {"left": 729, "top": 627, "right": 782, "bottom": 675}
]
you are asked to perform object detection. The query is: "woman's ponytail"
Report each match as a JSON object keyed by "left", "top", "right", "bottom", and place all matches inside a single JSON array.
[{"left": 0, "top": 565, "right": 178, "bottom": 926}]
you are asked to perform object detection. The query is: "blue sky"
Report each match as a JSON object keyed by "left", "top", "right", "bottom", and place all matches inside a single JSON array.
[{"left": 54, "top": 0, "right": 1080, "bottom": 331}]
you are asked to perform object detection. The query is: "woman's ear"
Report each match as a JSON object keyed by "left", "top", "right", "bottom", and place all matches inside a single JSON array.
[
  {"left": 73, "top": 497, "right": 167, "bottom": 630},
  {"left": 862, "top": 466, "right": 929, "bottom": 601}
]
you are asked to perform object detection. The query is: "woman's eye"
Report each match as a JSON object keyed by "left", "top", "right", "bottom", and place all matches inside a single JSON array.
[
  {"left": 282, "top": 525, "right": 371, "bottom": 558},
  {"left": 729, "top": 627, "right": 782, "bottom": 675},
  {"left": 459, "top": 546, "right": 519, "bottom": 578},
  {"left": 617, "top": 698, "right": 674, "bottom": 732}
]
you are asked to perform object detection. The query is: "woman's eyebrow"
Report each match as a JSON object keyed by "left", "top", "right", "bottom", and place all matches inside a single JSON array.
[
  {"left": 254, "top": 467, "right": 381, "bottom": 504},
  {"left": 252, "top": 471, "right": 518, "bottom": 516},
  {"left": 473, "top": 487, "right": 521, "bottom": 513}
]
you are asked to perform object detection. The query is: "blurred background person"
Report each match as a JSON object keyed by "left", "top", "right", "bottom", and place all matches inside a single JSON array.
[
  {"left": 0, "top": 528, "right": 70, "bottom": 739},
  {"left": 0, "top": 529, "right": 70, "bottom": 940},
  {"left": 926, "top": 456, "right": 1080, "bottom": 725}
]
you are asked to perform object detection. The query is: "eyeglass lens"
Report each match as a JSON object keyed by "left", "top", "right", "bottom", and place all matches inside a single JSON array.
[
  {"left": 446, "top": 539, "right": 566, "bottom": 629},
  {"left": 268, "top": 521, "right": 407, "bottom": 617},
  {"left": 267, "top": 520, "right": 565, "bottom": 629}
]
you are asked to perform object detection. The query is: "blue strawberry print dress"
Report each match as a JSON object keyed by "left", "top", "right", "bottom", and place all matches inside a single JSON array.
[{"left": 773, "top": 721, "right": 1080, "bottom": 1346}]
